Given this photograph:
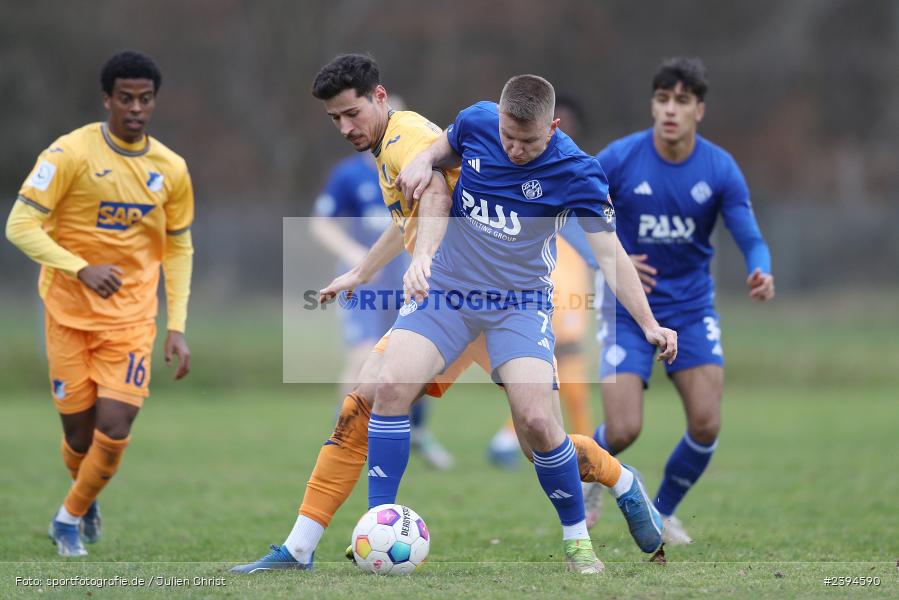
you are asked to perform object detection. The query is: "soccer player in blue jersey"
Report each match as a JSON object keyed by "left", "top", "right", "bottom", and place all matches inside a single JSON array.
[
  {"left": 379, "top": 75, "right": 678, "bottom": 573},
  {"left": 310, "top": 150, "right": 453, "bottom": 470},
  {"left": 587, "top": 57, "right": 775, "bottom": 544}
]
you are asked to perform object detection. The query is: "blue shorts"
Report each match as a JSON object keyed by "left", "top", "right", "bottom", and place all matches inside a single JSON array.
[
  {"left": 598, "top": 306, "right": 724, "bottom": 386},
  {"left": 391, "top": 272, "right": 556, "bottom": 383},
  {"left": 338, "top": 285, "right": 401, "bottom": 346},
  {"left": 341, "top": 306, "right": 396, "bottom": 346}
]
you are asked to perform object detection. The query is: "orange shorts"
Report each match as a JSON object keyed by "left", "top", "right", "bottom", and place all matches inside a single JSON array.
[
  {"left": 45, "top": 310, "right": 156, "bottom": 414},
  {"left": 552, "top": 238, "right": 591, "bottom": 347},
  {"left": 373, "top": 331, "right": 491, "bottom": 398}
]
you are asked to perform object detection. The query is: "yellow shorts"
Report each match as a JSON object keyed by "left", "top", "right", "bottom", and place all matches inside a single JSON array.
[
  {"left": 45, "top": 310, "right": 156, "bottom": 414},
  {"left": 373, "top": 331, "right": 491, "bottom": 398}
]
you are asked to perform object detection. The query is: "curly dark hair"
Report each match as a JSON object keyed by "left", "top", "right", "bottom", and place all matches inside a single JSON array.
[
  {"left": 101, "top": 50, "right": 161, "bottom": 95},
  {"left": 311, "top": 54, "right": 380, "bottom": 100},
  {"left": 652, "top": 56, "right": 708, "bottom": 101}
]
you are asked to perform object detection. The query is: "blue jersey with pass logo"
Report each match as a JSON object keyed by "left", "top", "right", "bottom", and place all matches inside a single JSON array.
[
  {"left": 437, "top": 101, "right": 615, "bottom": 302},
  {"left": 597, "top": 129, "right": 770, "bottom": 315}
]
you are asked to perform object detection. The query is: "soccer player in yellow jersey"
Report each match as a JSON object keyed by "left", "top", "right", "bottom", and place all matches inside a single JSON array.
[
  {"left": 232, "top": 54, "right": 637, "bottom": 574},
  {"left": 5, "top": 51, "right": 194, "bottom": 557}
]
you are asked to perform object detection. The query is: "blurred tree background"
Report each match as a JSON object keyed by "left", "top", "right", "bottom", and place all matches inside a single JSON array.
[{"left": 1, "top": 0, "right": 897, "bottom": 302}]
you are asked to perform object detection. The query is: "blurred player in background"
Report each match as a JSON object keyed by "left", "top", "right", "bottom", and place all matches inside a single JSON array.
[
  {"left": 4, "top": 51, "right": 194, "bottom": 556},
  {"left": 309, "top": 100, "right": 454, "bottom": 470},
  {"left": 232, "top": 55, "right": 637, "bottom": 574},
  {"left": 585, "top": 57, "right": 774, "bottom": 543},
  {"left": 488, "top": 96, "right": 595, "bottom": 467}
]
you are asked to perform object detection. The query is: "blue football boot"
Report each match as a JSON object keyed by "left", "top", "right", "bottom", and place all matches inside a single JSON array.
[
  {"left": 615, "top": 465, "right": 664, "bottom": 553},
  {"left": 48, "top": 518, "right": 87, "bottom": 557},
  {"left": 230, "top": 545, "right": 313, "bottom": 573},
  {"left": 80, "top": 501, "right": 101, "bottom": 543}
]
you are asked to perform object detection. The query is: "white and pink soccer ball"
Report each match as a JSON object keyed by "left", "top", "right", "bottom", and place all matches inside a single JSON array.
[{"left": 351, "top": 504, "right": 430, "bottom": 575}]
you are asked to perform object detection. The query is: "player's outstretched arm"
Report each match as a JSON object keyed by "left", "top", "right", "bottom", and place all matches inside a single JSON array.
[
  {"left": 395, "top": 132, "right": 461, "bottom": 201},
  {"left": 309, "top": 217, "right": 369, "bottom": 267},
  {"left": 319, "top": 224, "right": 405, "bottom": 304},
  {"left": 719, "top": 166, "right": 774, "bottom": 302},
  {"left": 404, "top": 172, "right": 452, "bottom": 302},
  {"left": 587, "top": 230, "right": 678, "bottom": 364}
]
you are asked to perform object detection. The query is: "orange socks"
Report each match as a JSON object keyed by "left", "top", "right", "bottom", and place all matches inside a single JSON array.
[
  {"left": 61, "top": 437, "right": 86, "bottom": 480},
  {"left": 569, "top": 434, "right": 622, "bottom": 488},
  {"left": 299, "top": 392, "right": 371, "bottom": 528},
  {"left": 558, "top": 354, "right": 592, "bottom": 436},
  {"left": 63, "top": 429, "right": 129, "bottom": 517}
]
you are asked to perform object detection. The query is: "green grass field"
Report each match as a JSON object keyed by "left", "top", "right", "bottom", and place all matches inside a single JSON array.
[{"left": 1, "top": 293, "right": 897, "bottom": 598}]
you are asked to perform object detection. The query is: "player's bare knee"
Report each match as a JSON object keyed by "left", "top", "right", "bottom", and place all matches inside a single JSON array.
[
  {"left": 96, "top": 421, "right": 131, "bottom": 440},
  {"left": 516, "top": 412, "right": 558, "bottom": 452},
  {"left": 688, "top": 416, "right": 720, "bottom": 444},
  {"left": 353, "top": 381, "right": 376, "bottom": 405},
  {"left": 606, "top": 423, "right": 641, "bottom": 452},
  {"left": 60, "top": 413, "right": 95, "bottom": 452},
  {"left": 64, "top": 430, "right": 93, "bottom": 453},
  {"left": 374, "top": 370, "right": 409, "bottom": 414}
]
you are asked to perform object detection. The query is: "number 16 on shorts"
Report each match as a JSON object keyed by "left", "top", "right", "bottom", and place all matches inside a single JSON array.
[{"left": 125, "top": 352, "right": 147, "bottom": 388}]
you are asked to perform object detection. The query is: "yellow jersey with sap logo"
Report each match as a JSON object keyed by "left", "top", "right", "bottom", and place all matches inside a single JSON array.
[
  {"left": 17, "top": 122, "right": 194, "bottom": 330},
  {"left": 371, "top": 110, "right": 459, "bottom": 253}
]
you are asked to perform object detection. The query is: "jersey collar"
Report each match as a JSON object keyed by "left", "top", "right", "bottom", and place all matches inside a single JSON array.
[
  {"left": 370, "top": 110, "right": 396, "bottom": 158},
  {"left": 101, "top": 123, "right": 151, "bottom": 157}
]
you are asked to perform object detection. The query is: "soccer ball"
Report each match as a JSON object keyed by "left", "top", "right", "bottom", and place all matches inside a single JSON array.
[{"left": 351, "top": 504, "right": 430, "bottom": 575}]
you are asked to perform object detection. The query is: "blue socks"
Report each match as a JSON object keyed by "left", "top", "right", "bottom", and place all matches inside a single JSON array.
[
  {"left": 367, "top": 413, "right": 411, "bottom": 508},
  {"left": 532, "top": 437, "right": 585, "bottom": 527},
  {"left": 593, "top": 422, "right": 617, "bottom": 456},
  {"left": 410, "top": 399, "right": 429, "bottom": 429},
  {"left": 654, "top": 432, "right": 717, "bottom": 516}
]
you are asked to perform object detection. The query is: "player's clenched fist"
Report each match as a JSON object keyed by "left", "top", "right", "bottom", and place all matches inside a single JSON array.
[
  {"left": 644, "top": 325, "right": 678, "bottom": 364},
  {"left": 77, "top": 264, "right": 123, "bottom": 299}
]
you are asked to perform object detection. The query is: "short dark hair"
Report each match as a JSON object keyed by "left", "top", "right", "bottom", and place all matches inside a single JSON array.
[
  {"left": 499, "top": 74, "right": 555, "bottom": 123},
  {"left": 652, "top": 57, "right": 708, "bottom": 101},
  {"left": 101, "top": 50, "right": 162, "bottom": 95},
  {"left": 312, "top": 54, "right": 380, "bottom": 100}
]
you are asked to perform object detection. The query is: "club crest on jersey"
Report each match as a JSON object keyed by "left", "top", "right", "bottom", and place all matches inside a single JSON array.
[
  {"left": 146, "top": 172, "right": 164, "bottom": 192},
  {"left": 603, "top": 202, "right": 616, "bottom": 224},
  {"left": 521, "top": 179, "right": 543, "bottom": 200},
  {"left": 97, "top": 201, "right": 156, "bottom": 230},
  {"left": 399, "top": 299, "right": 418, "bottom": 316},
  {"left": 691, "top": 181, "right": 712, "bottom": 204}
]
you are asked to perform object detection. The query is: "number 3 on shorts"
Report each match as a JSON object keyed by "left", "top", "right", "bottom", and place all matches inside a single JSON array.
[{"left": 125, "top": 352, "right": 147, "bottom": 388}]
